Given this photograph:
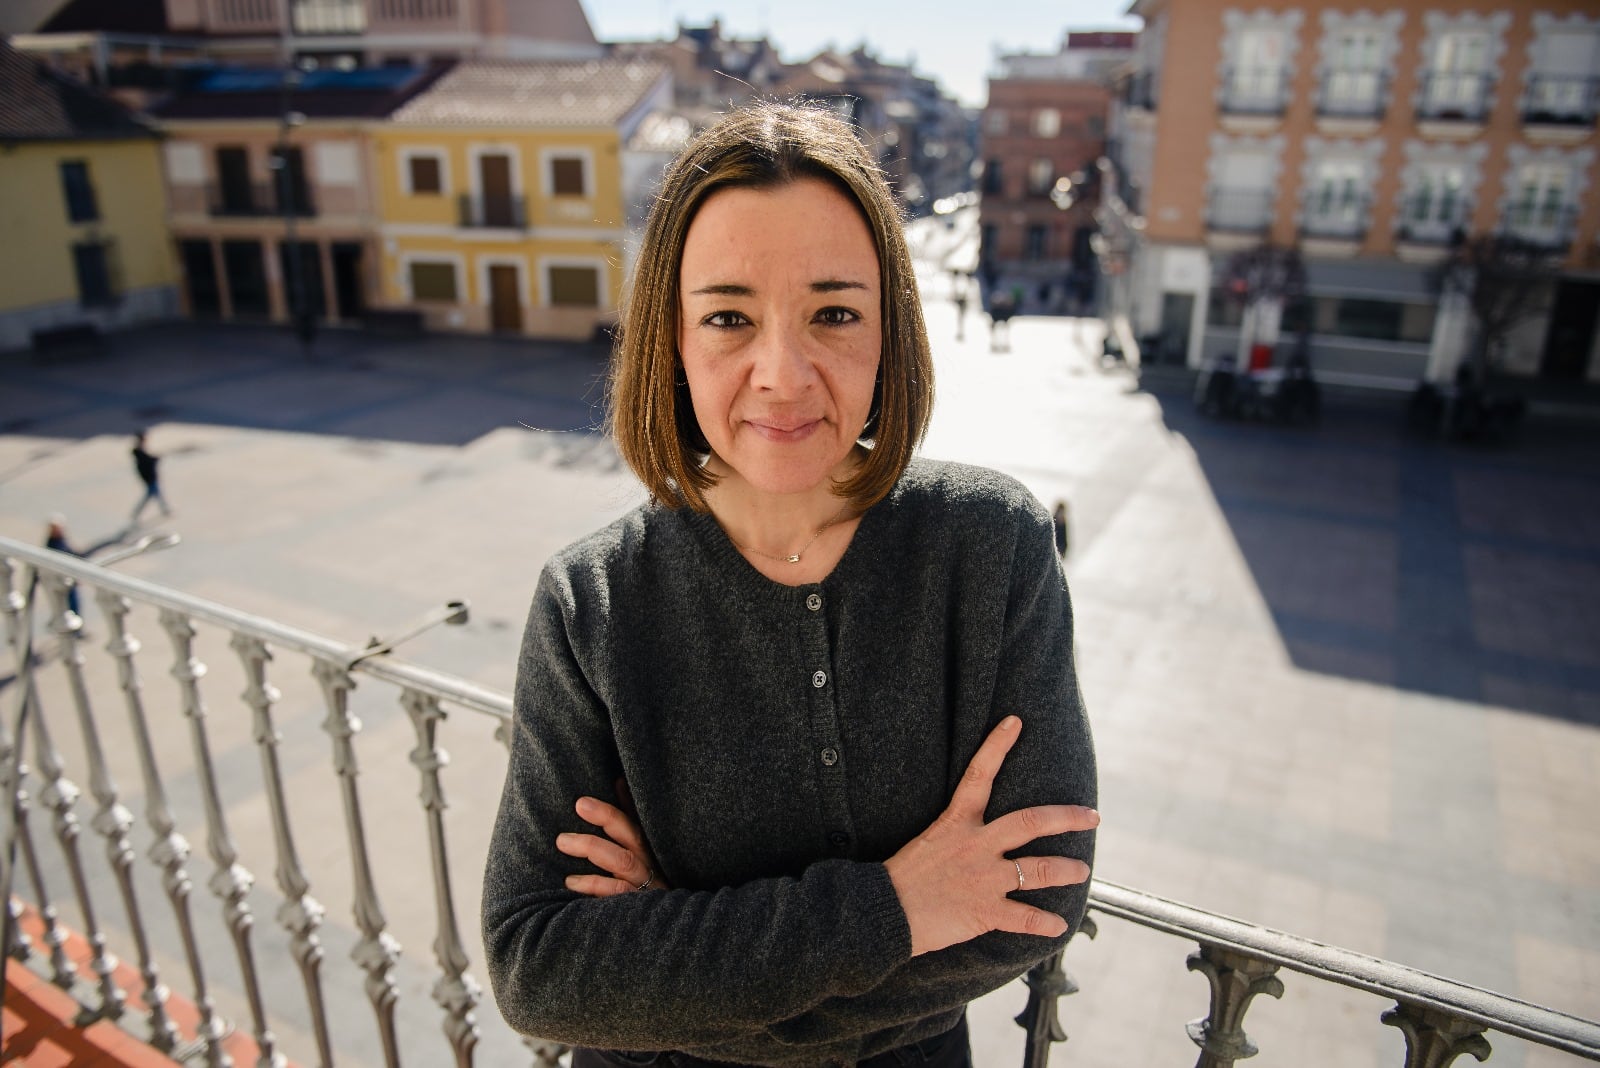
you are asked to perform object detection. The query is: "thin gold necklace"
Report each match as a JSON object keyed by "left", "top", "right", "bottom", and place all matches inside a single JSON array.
[{"left": 726, "top": 504, "right": 851, "bottom": 564}]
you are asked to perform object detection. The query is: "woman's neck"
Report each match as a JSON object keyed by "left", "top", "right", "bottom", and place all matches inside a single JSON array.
[{"left": 703, "top": 453, "right": 865, "bottom": 582}]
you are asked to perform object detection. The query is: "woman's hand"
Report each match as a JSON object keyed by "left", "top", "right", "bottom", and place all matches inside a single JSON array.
[
  {"left": 884, "top": 715, "right": 1098, "bottom": 957},
  {"left": 555, "top": 783, "right": 669, "bottom": 897}
]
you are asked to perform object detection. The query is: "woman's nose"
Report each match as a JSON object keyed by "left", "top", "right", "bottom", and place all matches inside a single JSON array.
[{"left": 749, "top": 326, "right": 817, "bottom": 393}]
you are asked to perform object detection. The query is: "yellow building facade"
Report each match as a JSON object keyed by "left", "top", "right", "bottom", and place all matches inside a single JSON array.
[
  {"left": 373, "top": 59, "right": 669, "bottom": 340},
  {"left": 0, "top": 42, "right": 177, "bottom": 352}
]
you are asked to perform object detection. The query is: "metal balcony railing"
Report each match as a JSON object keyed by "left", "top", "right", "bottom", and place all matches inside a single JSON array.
[
  {"left": 458, "top": 193, "right": 528, "bottom": 229},
  {"left": 1395, "top": 195, "right": 1473, "bottom": 246},
  {"left": 1317, "top": 68, "right": 1388, "bottom": 119},
  {"left": 1522, "top": 74, "right": 1600, "bottom": 126},
  {"left": 3, "top": 536, "right": 1599, "bottom": 1068},
  {"left": 1300, "top": 193, "right": 1368, "bottom": 239},
  {"left": 206, "top": 180, "right": 316, "bottom": 218},
  {"left": 1416, "top": 71, "right": 1494, "bottom": 122},
  {"left": 1500, "top": 203, "right": 1580, "bottom": 253},
  {"left": 1219, "top": 66, "right": 1290, "bottom": 116},
  {"left": 1207, "top": 187, "right": 1275, "bottom": 234}
]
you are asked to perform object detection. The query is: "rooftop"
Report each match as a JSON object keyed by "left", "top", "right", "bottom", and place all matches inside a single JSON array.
[
  {"left": 389, "top": 57, "right": 668, "bottom": 127},
  {"left": 0, "top": 38, "right": 153, "bottom": 141}
]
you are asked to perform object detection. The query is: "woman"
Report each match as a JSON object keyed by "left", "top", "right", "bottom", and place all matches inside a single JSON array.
[{"left": 483, "top": 102, "right": 1097, "bottom": 1068}]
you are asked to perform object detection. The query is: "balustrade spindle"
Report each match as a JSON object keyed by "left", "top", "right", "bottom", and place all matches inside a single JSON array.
[
  {"left": 102, "top": 590, "right": 229, "bottom": 1065},
  {"left": 233, "top": 633, "right": 334, "bottom": 1068},
  {"left": 161, "top": 608, "right": 283, "bottom": 1068},
  {"left": 313, "top": 657, "right": 403, "bottom": 1067},
  {"left": 1381, "top": 1002, "right": 1492, "bottom": 1068},
  {"left": 0, "top": 558, "right": 69, "bottom": 984},
  {"left": 524, "top": 1037, "right": 568, "bottom": 1067},
  {"left": 1018, "top": 914, "right": 1097, "bottom": 1068},
  {"left": 402, "top": 688, "right": 482, "bottom": 1067},
  {"left": 1185, "top": 943, "right": 1284, "bottom": 1067},
  {"left": 47, "top": 579, "right": 178, "bottom": 1051},
  {"left": 28, "top": 574, "right": 124, "bottom": 1020}
]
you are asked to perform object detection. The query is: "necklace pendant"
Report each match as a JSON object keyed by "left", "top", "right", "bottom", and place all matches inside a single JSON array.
[{"left": 786, "top": 553, "right": 801, "bottom": 563}]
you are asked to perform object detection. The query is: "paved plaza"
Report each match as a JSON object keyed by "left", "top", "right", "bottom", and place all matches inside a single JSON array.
[{"left": 2, "top": 289, "right": 1599, "bottom": 1065}]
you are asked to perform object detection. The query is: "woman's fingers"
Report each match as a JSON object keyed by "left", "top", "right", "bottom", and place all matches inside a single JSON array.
[
  {"left": 563, "top": 872, "right": 642, "bottom": 898},
  {"left": 560, "top": 795, "right": 668, "bottom": 897},
  {"left": 1013, "top": 855, "right": 1093, "bottom": 893},
  {"left": 944, "top": 715, "right": 1022, "bottom": 822},
  {"left": 990, "top": 804, "right": 1100, "bottom": 851},
  {"left": 991, "top": 900, "right": 1070, "bottom": 939},
  {"left": 576, "top": 795, "right": 650, "bottom": 858},
  {"left": 555, "top": 830, "right": 647, "bottom": 883}
]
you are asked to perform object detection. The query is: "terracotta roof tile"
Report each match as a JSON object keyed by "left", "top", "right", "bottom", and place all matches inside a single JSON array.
[
  {"left": 390, "top": 58, "right": 667, "bottom": 127},
  {"left": 0, "top": 39, "right": 153, "bottom": 141}
]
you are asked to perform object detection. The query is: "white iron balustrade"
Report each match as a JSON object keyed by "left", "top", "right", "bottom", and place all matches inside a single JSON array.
[{"left": 2, "top": 534, "right": 1598, "bottom": 1068}]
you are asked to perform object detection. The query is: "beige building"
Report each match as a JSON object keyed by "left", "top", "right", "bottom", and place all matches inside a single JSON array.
[{"left": 1105, "top": 0, "right": 1600, "bottom": 386}]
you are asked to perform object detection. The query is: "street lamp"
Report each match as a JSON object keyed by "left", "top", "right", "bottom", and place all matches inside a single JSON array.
[{"left": 273, "top": 64, "right": 315, "bottom": 360}]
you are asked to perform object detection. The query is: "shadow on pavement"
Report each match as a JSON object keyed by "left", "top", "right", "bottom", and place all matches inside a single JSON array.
[
  {"left": 1137, "top": 378, "right": 1600, "bottom": 728},
  {"left": 0, "top": 321, "right": 612, "bottom": 449}
]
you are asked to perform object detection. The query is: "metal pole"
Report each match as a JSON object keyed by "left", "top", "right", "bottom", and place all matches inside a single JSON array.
[{"left": 277, "top": 66, "right": 313, "bottom": 361}]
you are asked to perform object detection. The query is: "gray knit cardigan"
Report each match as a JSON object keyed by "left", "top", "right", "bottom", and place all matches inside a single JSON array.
[{"left": 482, "top": 458, "right": 1097, "bottom": 1067}]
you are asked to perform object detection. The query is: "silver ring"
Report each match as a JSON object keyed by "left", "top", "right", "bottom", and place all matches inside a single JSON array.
[
  {"left": 635, "top": 872, "right": 654, "bottom": 892},
  {"left": 1013, "top": 859, "right": 1025, "bottom": 891}
]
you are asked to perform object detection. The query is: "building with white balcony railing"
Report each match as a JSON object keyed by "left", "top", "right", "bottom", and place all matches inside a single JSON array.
[{"left": 1103, "top": 0, "right": 1600, "bottom": 388}]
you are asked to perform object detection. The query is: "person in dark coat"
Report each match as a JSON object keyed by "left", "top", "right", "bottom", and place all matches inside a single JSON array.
[
  {"left": 44, "top": 514, "right": 82, "bottom": 616},
  {"left": 130, "top": 430, "right": 172, "bottom": 523}
]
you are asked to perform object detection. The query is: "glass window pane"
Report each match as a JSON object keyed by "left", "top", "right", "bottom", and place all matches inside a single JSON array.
[
  {"left": 549, "top": 266, "right": 600, "bottom": 306},
  {"left": 409, "top": 156, "right": 441, "bottom": 193},
  {"left": 409, "top": 261, "right": 457, "bottom": 301},
  {"left": 550, "top": 157, "right": 585, "bottom": 196}
]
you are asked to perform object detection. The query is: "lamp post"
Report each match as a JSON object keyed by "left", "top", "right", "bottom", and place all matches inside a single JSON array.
[
  {"left": 273, "top": 65, "right": 314, "bottom": 360},
  {"left": 347, "top": 601, "right": 471, "bottom": 670}
]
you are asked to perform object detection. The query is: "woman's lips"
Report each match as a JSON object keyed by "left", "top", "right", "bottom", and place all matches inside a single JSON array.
[{"left": 747, "top": 418, "right": 822, "bottom": 443}]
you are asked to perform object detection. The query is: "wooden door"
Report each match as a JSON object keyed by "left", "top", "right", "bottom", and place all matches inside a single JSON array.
[
  {"left": 489, "top": 264, "right": 523, "bottom": 333},
  {"left": 479, "top": 154, "right": 515, "bottom": 227}
]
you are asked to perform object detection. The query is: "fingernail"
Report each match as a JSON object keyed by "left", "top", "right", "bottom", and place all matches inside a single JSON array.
[
  {"left": 563, "top": 876, "right": 581, "bottom": 892},
  {"left": 1003, "top": 715, "right": 1020, "bottom": 730},
  {"left": 556, "top": 833, "right": 575, "bottom": 848}
]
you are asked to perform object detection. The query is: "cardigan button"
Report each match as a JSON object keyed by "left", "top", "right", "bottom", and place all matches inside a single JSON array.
[
  {"left": 806, "top": 593, "right": 822, "bottom": 611},
  {"left": 812, "top": 670, "right": 827, "bottom": 688},
  {"left": 821, "top": 747, "right": 839, "bottom": 766}
]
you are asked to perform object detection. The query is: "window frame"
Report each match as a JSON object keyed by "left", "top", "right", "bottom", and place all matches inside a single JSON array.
[
  {"left": 539, "top": 147, "right": 594, "bottom": 200},
  {"left": 60, "top": 160, "right": 99, "bottom": 224},
  {"left": 405, "top": 257, "right": 462, "bottom": 303},
  {"left": 401, "top": 147, "right": 450, "bottom": 196}
]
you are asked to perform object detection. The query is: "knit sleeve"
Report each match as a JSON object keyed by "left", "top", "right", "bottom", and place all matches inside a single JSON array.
[
  {"left": 481, "top": 564, "right": 913, "bottom": 1052},
  {"left": 765, "top": 496, "right": 1097, "bottom": 1045}
]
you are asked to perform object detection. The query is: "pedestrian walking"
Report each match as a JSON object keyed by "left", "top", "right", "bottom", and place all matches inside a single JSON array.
[
  {"left": 1053, "top": 500, "right": 1071, "bottom": 559},
  {"left": 952, "top": 277, "right": 969, "bottom": 341},
  {"left": 129, "top": 430, "right": 172, "bottom": 523},
  {"left": 43, "top": 514, "right": 82, "bottom": 616},
  {"left": 988, "top": 290, "right": 1016, "bottom": 352}
]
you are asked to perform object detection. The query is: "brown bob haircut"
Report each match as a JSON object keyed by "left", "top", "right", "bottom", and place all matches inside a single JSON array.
[{"left": 606, "top": 100, "right": 935, "bottom": 512}]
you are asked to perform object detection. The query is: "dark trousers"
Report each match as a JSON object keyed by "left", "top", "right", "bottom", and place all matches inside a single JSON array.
[{"left": 572, "top": 1014, "right": 970, "bottom": 1068}]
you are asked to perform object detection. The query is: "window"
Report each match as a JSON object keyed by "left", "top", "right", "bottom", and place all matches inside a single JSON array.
[
  {"left": 549, "top": 156, "right": 585, "bottom": 196},
  {"left": 409, "top": 261, "right": 458, "bottom": 302},
  {"left": 72, "top": 241, "right": 114, "bottom": 306},
  {"left": 1027, "top": 159, "right": 1054, "bottom": 196},
  {"left": 1323, "top": 30, "right": 1383, "bottom": 115},
  {"left": 1304, "top": 159, "right": 1365, "bottom": 235},
  {"left": 1526, "top": 25, "right": 1600, "bottom": 122},
  {"left": 1424, "top": 32, "right": 1491, "bottom": 117},
  {"left": 1405, "top": 165, "right": 1468, "bottom": 236},
  {"left": 408, "top": 155, "right": 442, "bottom": 194},
  {"left": 549, "top": 266, "right": 600, "bottom": 307},
  {"left": 1508, "top": 162, "right": 1571, "bottom": 233},
  {"left": 982, "top": 160, "right": 1004, "bottom": 195},
  {"left": 60, "top": 161, "right": 99, "bottom": 223},
  {"left": 983, "top": 109, "right": 1007, "bottom": 136},
  {"left": 1024, "top": 225, "right": 1048, "bottom": 261},
  {"left": 1033, "top": 108, "right": 1060, "bottom": 138},
  {"left": 1227, "top": 28, "right": 1287, "bottom": 111}
]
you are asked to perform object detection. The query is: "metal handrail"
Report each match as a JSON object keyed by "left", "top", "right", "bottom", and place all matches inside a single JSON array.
[
  {"left": 0, "top": 538, "right": 511, "bottom": 721},
  {"left": 1090, "top": 881, "right": 1600, "bottom": 1058}
]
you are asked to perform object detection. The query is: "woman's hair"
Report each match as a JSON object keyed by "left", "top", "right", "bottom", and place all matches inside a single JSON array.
[{"left": 606, "top": 100, "right": 935, "bottom": 511}]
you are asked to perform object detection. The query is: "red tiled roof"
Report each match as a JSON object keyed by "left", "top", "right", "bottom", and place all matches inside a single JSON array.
[{"left": 0, "top": 39, "right": 154, "bottom": 141}]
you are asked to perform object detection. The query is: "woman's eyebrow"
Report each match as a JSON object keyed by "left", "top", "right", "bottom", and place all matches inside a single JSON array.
[
  {"left": 686, "top": 279, "right": 870, "bottom": 297},
  {"left": 811, "top": 279, "right": 869, "bottom": 293}
]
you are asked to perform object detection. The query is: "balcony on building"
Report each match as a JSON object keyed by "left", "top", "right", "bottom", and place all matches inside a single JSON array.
[
  {"left": 1123, "top": 70, "right": 1156, "bottom": 111},
  {"left": 1416, "top": 71, "right": 1493, "bottom": 138},
  {"left": 1315, "top": 68, "right": 1387, "bottom": 134},
  {"left": 1218, "top": 66, "right": 1289, "bottom": 133},
  {"left": 1394, "top": 195, "right": 1472, "bottom": 262},
  {"left": 1501, "top": 203, "right": 1579, "bottom": 255},
  {"left": 1522, "top": 74, "right": 1600, "bottom": 144},
  {"left": 1299, "top": 193, "right": 1368, "bottom": 255},
  {"left": 206, "top": 181, "right": 317, "bottom": 218},
  {"left": 1207, "top": 187, "right": 1274, "bottom": 237},
  {"left": 292, "top": 0, "right": 367, "bottom": 33},
  {"left": 458, "top": 193, "right": 527, "bottom": 229}
]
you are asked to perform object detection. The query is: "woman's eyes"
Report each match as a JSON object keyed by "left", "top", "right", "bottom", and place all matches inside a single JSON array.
[{"left": 699, "top": 307, "right": 862, "bottom": 329}]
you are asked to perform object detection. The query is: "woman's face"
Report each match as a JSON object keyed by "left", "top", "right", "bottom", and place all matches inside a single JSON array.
[{"left": 677, "top": 177, "right": 882, "bottom": 500}]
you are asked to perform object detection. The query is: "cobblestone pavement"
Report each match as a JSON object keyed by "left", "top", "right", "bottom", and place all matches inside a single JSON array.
[{"left": 3, "top": 305, "right": 1598, "bottom": 1067}]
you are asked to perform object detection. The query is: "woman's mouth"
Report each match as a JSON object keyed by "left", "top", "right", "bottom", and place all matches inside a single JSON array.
[{"left": 747, "top": 418, "right": 822, "bottom": 443}]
